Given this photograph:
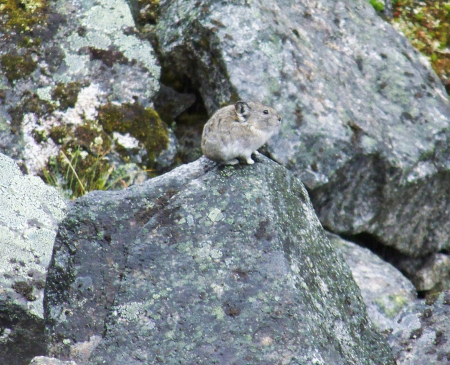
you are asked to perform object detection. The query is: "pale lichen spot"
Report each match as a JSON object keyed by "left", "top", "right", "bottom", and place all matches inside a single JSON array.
[
  {"left": 186, "top": 214, "right": 194, "bottom": 226},
  {"left": 212, "top": 306, "right": 225, "bottom": 320},
  {"left": 208, "top": 208, "right": 223, "bottom": 222},
  {"left": 211, "top": 283, "right": 224, "bottom": 298},
  {"left": 260, "top": 335, "right": 273, "bottom": 346},
  {"left": 210, "top": 248, "right": 223, "bottom": 259},
  {"left": 164, "top": 330, "right": 175, "bottom": 339}
]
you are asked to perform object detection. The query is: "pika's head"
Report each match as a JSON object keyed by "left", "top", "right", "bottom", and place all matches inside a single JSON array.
[{"left": 234, "top": 101, "right": 282, "bottom": 134}]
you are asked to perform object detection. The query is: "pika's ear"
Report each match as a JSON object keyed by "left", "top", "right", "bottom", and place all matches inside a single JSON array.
[{"left": 235, "top": 101, "right": 251, "bottom": 122}]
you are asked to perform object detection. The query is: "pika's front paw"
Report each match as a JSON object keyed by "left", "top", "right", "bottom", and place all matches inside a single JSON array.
[{"left": 245, "top": 157, "right": 255, "bottom": 164}]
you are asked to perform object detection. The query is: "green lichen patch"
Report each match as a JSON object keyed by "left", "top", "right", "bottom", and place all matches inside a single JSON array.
[
  {"left": 1, "top": 52, "right": 38, "bottom": 83},
  {"left": 52, "top": 81, "right": 87, "bottom": 110},
  {"left": 97, "top": 101, "right": 169, "bottom": 167},
  {"left": 0, "top": 0, "right": 48, "bottom": 32},
  {"left": 392, "top": 1, "right": 450, "bottom": 93}
]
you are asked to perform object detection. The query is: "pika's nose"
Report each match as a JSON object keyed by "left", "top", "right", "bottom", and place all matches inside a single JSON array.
[{"left": 278, "top": 114, "right": 282, "bottom": 122}]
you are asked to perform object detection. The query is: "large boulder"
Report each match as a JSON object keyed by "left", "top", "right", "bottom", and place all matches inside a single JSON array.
[
  {"left": 45, "top": 155, "right": 395, "bottom": 364},
  {"left": 155, "top": 0, "right": 450, "bottom": 258},
  {"left": 0, "top": 153, "right": 67, "bottom": 365}
]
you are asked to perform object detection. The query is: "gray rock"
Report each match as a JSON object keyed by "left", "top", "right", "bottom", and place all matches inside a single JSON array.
[
  {"left": 388, "top": 291, "right": 450, "bottom": 364},
  {"left": 397, "top": 253, "right": 450, "bottom": 294},
  {"left": 155, "top": 0, "right": 450, "bottom": 257},
  {"left": 328, "top": 233, "right": 417, "bottom": 332},
  {"left": 153, "top": 84, "right": 196, "bottom": 123},
  {"left": 45, "top": 155, "right": 395, "bottom": 364},
  {"left": 0, "top": 0, "right": 173, "bottom": 186},
  {"left": 0, "top": 153, "right": 67, "bottom": 364},
  {"left": 154, "top": 128, "right": 178, "bottom": 170},
  {"left": 382, "top": 0, "right": 394, "bottom": 19}
]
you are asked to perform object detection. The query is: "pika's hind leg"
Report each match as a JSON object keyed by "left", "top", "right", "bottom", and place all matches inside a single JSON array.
[{"left": 223, "top": 159, "right": 239, "bottom": 165}]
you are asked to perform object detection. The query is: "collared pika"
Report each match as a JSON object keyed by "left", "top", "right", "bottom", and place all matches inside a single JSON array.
[{"left": 201, "top": 101, "right": 282, "bottom": 165}]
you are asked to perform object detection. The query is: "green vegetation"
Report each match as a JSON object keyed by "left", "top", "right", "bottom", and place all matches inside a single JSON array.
[
  {"left": 52, "top": 82, "right": 86, "bottom": 110},
  {"left": 97, "top": 101, "right": 169, "bottom": 165},
  {"left": 136, "top": 0, "right": 160, "bottom": 26},
  {"left": 392, "top": 1, "right": 450, "bottom": 93},
  {"left": 41, "top": 122, "right": 114, "bottom": 198},
  {"left": 370, "top": 0, "right": 385, "bottom": 13},
  {"left": 1, "top": 52, "right": 37, "bottom": 83},
  {"left": 0, "top": 0, "right": 48, "bottom": 31},
  {"left": 40, "top": 101, "right": 169, "bottom": 199}
]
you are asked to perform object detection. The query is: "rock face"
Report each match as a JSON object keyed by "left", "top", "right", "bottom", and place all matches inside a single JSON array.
[
  {"left": 389, "top": 291, "right": 450, "bottom": 364},
  {"left": 45, "top": 155, "right": 395, "bottom": 364},
  {"left": 0, "top": 0, "right": 176, "bottom": 196},
  {"left": 155, "top": 0, "right": 450, "bottom": 257},
  {"left": 328, "top": 233, "right": 417, "bottom": 332},
  {"left": 0, "top": 153, "right": 67, "bottom": 365}
]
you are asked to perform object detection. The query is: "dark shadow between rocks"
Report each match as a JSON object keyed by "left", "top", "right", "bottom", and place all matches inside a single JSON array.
[
  {"left": 0, "top": 304, "right": 46, "bottom": 365},
  {"left": 338, "top": 231, "right": 448, "bottom": 299}
]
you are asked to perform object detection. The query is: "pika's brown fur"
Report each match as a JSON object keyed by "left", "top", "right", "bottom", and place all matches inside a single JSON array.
[{"left": 201, "top": 101, "right": 282, "bottom": 165}]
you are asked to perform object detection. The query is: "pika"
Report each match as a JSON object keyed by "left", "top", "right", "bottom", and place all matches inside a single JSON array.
[{"left": 201, "top": 101, "right": 282, "bottom": 165}]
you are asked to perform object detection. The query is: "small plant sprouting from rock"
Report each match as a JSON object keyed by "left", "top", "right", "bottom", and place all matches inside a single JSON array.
[
  {"left": 41, "top": 122, "right": 115, "bottom": 198},
  {"left": 40, "top": 102, "right": 169, "bottom": 199}
]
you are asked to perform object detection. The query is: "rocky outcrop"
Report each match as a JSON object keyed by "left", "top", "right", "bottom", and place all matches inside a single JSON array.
[
  {"left": 328, "top": 233, "right": 417, "bottom": 332},
  {"left": 0, "top": 153, "right": 67, "bottom": 365},
  {"left": 155, "top": 0, "right": 450, "bottom": 259},
  {"left": 45, "top": 155, "right": 395, "bottom": 364}
]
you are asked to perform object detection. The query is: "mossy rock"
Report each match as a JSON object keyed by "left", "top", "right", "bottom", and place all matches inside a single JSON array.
[
  {"left": 97, "top": 101, "right": 169, "bottom": 166},
  {"left": 1, "top": 52, "right": 38, "bottom": 83},
  {"left": 52, "top": 81, "right": 87, "bottom": 110},
  {"left": 0, "top": 0, "right": 48, "bottom": 32}
]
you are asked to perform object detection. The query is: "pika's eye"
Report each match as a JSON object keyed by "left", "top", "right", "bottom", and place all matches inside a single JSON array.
[{"left": 263, "top": 110, "right": 269, "bottom": 114}]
